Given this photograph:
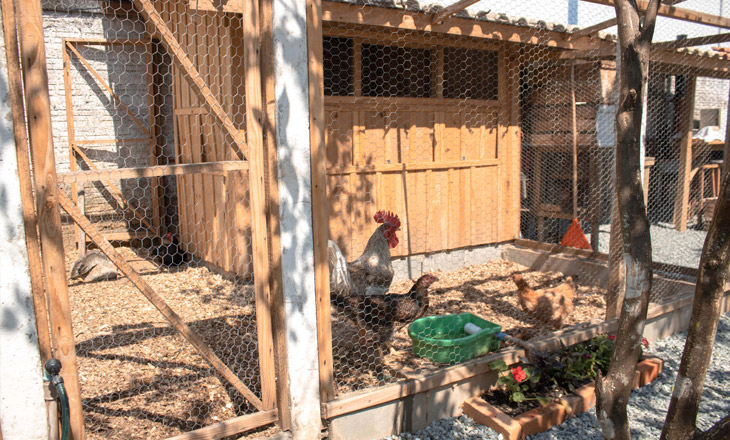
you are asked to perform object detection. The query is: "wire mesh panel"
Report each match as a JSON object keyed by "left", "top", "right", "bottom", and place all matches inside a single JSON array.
[
  {"left": 319, "top": 0, "right": 730, "bottom": 399},
  {"left": 41, "top": 1, "right": 277, "bottom": 438}
]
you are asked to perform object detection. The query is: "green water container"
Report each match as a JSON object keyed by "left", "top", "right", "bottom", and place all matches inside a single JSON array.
[{"left": 407, "top": 313, "right": 502, "bottom": 364}]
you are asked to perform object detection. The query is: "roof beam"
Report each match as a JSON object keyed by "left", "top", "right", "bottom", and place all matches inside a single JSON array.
[
  {"left": 580, "top": 0, "right": 730, "bottom": 30},
  {"left": 568, "top": 17, "right": 617, "bottom": 40},
  {"left": 431, "top": 0, "right": 481, "bottom": 24},
  {"left": 653, "top": 33, "right": 730, "bottom": 50}
]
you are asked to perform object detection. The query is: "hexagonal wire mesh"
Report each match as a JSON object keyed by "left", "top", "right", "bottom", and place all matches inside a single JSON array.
[
  {"left": 320, "top": 0, "right": 728, "bottom": 397},
  {"left": 41, "top": 1, "right": 277, "bottom": 438},
  {"left": 35, "top": 0, "right": 730, "bottom": 434}
]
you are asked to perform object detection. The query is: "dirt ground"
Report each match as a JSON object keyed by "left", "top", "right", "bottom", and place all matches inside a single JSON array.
[
  {"left": 64, "top": 224, "right": 278, "bottom": 440},
  {"left": 64, "top": 224, "right": 605, "bottom": 438}
]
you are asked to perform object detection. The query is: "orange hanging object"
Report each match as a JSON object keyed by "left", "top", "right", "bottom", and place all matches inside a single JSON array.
[{"left": 561, "top": 218, "right": 592, "bottom": 250}]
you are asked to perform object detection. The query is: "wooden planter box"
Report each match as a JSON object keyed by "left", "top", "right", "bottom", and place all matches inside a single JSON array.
[{"left": 463, "top": 356, "right": 663, "bottom": 440}]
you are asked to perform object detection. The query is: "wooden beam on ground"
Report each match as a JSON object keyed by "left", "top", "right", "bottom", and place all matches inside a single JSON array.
[
  {"left": 63, "top": 37, "right": 150, "bottom": 46},
  {"left": 133, "top": 0, "right": 247, "bottom": 159},
  {"left": 57, "top": 160, "right": 249, "bottom": 184},
  {"left": 307, "top": 0, "right": 335, "bottom": 404},
  {"left": 85, "top": 230, "right": 156, "bottom": 242},
  {"left": 260, "top": 0, "right": 292, "bottom": 428},
  {"left": 568, "top": 18, "right": 617, "bottom": 40},
  {"left": 654, "top": 33, "right": 730, "bottom": 50},
  {"left": 581, "top": 0, "right": 730, "bottom": 30},
  {"left": 58, "top": 192, "right": 264, "bottom": 411},
  {"left": 65, "top": 41, "right": 151, "bottom": 136},
  {"left": 431, "top": 0, "right": 480, "bottom": 24},
  {"left": 243, "top": 0, "right": 277, "bottom": 411},
  {"left": 166, "top": 409, "right": 277, "bottom": 440},
  {"left": 15, "top": 1, "right": 85, "bottom": 437},
  {"left": 674, "top": 76, "right": 697, "bottom": 232},
  {"left": 1, "top": 0, "right": 51, "bottom": 362}
]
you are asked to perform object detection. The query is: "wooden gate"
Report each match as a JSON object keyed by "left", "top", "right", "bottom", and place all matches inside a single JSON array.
[{"left": 5, "top": 0, "right": 288, "bottom": 438}]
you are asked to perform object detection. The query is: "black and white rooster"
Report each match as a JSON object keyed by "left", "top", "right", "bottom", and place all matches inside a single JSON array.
[{"left": 155, "top": 232, "right": 190, "bottom": 267}]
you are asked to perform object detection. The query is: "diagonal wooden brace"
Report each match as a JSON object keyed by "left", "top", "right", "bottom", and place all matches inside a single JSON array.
[
  {"left": 65, "top": 42, "right": 151, "bottom": 137},
  {"left": 133, "top": 0, "right": 247, "bottom": 160},
  {"left": 58, "top": 191, "right": 263, "bottom": 411}
]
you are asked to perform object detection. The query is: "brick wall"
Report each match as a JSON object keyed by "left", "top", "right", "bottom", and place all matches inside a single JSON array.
[
  {"left": 694, "top": 77, "right": 729, "bottom": 134},
  {"left": 42, "top": 3, "right": 175, "bottom": 226}
]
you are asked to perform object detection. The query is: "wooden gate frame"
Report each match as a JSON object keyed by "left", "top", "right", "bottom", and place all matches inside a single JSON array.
[
  {"left": 62, "top": 37, "right": 162, "bottom": 255},
  {"left": 6, "top": 0, "right": 289, "bottom": 438}
]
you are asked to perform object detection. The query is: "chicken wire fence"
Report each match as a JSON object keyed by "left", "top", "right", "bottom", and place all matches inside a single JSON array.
[
  {"left": 321, "top": 0, "right": 729, "bottom": 397},
  {"left": 36, "top": 1, "right": 277, "bottom": 439},
  {"left": 22, "top": 0, "right": 730, "bottom": 431}
]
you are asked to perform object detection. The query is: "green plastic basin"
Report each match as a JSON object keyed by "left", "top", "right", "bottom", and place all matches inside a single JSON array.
[{"left": 408, "top": 313, "right": 502, "bottom": 364}]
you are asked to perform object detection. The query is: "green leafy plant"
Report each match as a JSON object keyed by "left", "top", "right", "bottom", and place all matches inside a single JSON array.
[{"left": 489, "top": 359, "right": 549, "bottom": 405}]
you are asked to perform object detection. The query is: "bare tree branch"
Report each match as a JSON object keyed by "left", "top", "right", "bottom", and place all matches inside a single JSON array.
[
  {"left": 661, "top": 172, "right": 730, "bottom": 440},
  {"left": 693, "top": 413, "right": 730, "bottom": 440}
]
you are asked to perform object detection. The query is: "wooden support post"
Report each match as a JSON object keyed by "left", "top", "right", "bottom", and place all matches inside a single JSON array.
[
  {"left": 58, "top": 192, "right": 264, "bottom": 410},
  {"left": 1, "top": 0, "right": 51, "bottom": 362},
  {"left": 61, "top": 40, "right": 85, "bottom": 257},
  {"left": 146, "top": 41, "right": 161, "bottom": 236},
  {"left": 260, "top": 0, "right": 292, "bottom": 428},
  {"left": 720, "top": 82, "right": 730, "bottom": 182},
  {"left": 307, "top": 0, "right": 335, "bottom": 404},
  {"left": 14, "top": 1, "right": 85, "bottom": 437},
  {"left": 243, "top": 0, "right": 277, "bottom": 411},
  {"left": 133, "top": 0, "right": 247, "bottom": 159},
  {"left": 673, "top": 76, "right": 697, "bottom": 231},
  {"left": 570, "top": 64, "right": 579, "bottom": 220}
]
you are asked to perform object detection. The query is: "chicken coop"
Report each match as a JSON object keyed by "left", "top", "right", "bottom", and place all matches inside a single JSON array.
[{"left": 4, "top": 0, "right": 730, "bottom": 439}]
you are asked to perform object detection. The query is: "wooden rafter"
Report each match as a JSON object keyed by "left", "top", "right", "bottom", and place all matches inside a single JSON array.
[
  {"left": 132, "top": 0, "right": 247, "bottom": 160},
  {"left": 58, "top": 191, "right": 264, "bottom": 411},
  {"left": 581, "top": 0, "right": 730, "bottom": 30},
  {"left": 653, "top": 33, "right": 730, "bottom": 50},
  {"left": 65, "top": 41, "right": 151, "bottom": 136},
  {"left": 431, "top": 0, "right": 481, "bottom": 24},
  {"left": 568, "top": 18, "right": 617, "bottom": 40}
]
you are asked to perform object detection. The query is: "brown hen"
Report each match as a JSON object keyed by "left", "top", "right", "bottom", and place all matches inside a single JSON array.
[{"left": 511, "top": 274, "right": 575, "bottom": 330}]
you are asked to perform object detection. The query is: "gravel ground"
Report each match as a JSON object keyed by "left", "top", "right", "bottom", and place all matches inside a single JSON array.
[
  {"left": 384, "top": 312, "right": 730, "bottom": 440},
  {"left": 590, "top": 222, "right": 707, "bottom": 269}
]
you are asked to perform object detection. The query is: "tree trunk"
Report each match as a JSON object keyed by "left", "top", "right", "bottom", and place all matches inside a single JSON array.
[
  {"left": 596, "top": 1, "right": 659, "bottom": 439},
  {"left": 661, "top": 172, "right": 730, "bottom": 440}
]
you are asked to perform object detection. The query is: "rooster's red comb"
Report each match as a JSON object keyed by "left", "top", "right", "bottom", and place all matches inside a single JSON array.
[{"left": 374, "top": 210, "right": 401, "bottom": 228}]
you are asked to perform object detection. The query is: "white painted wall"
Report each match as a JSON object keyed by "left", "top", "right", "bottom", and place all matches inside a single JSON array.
[
  {"left": 0, "top": 12, "right": 50, "bottom": 440},
  {"left": 272, "top": 0, "right": 323, "bottom": 438}
]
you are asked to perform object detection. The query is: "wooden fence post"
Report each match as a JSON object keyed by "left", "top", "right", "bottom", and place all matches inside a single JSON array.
[
  {"left": 14, "top": 0, "right": 85, "bottom": 438},
  {"left": 1, "top": 0, "right": 52, "bottom": 362}
]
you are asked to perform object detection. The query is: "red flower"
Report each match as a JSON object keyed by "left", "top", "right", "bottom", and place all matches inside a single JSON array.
[
  {"left": 511, "top": 366, "right": 527, "bottom": 383},
  {"left": 608, "top": 335, "right": 616, "bottom": 341},
  {"left": 642, "top": 337, "right": 649, "bottom": 349}
]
